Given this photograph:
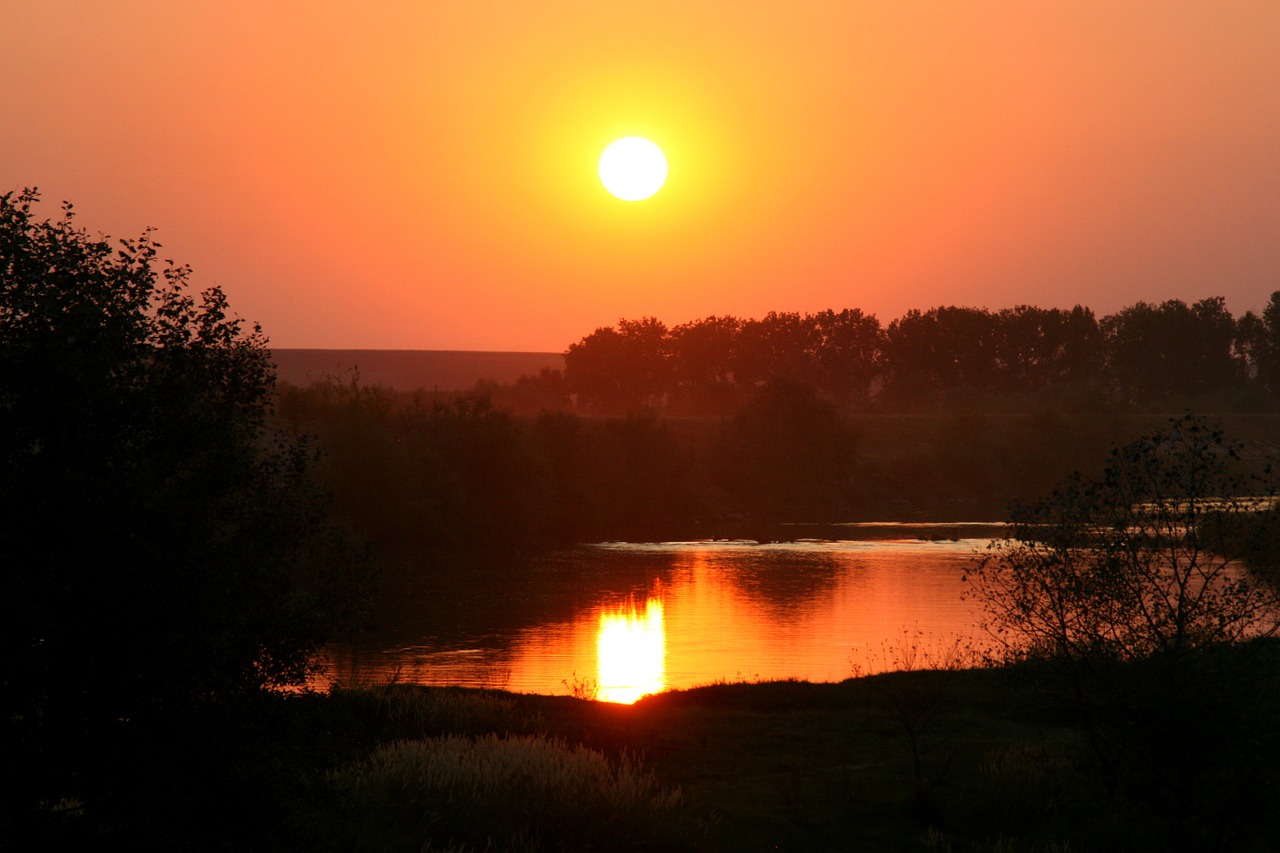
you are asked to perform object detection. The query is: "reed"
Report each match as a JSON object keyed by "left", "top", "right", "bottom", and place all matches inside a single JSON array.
[
  {"left": 331, "top": 732, "right": 690, "bottom": 851},
  {"left": 365, "top": 684, "right": 535, "bottom": 737}
]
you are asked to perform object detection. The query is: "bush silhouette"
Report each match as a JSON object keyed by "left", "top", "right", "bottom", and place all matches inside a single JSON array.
[
  {"left": 0, "top": 189, "right": 366, "bottom": 829},
  {"left": 967, "top": 415, "right": 1280, "bottom": 849}
]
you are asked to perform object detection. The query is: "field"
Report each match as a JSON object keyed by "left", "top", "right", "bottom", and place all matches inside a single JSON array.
[{"left": 272, "top": 348, "right": 564, "bottom": 392}]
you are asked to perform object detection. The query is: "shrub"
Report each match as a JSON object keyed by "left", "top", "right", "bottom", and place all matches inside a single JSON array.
[
  {"left": 968, "top": 415, "right": 1279, "bottom": 666},
  {"left": 965, "top": 416, "right": 1280, "bottom": 850},
  {"left": 1, "top": 188, "right": 368, "bottom": 835}
]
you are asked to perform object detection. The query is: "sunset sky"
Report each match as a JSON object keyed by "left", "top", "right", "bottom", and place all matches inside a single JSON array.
[{"left": 4, "top": 2, "right": 1279, "bottom": 351}]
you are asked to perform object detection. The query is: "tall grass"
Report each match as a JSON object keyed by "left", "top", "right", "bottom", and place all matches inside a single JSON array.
[
  {"left": 850, "top": 626, "right": 987, "bottom": 678},
  {"left": 362, "top": 684, "right": 536, "bottom": 738},
  {"left": 330, "top": 733, "right": 692, "bottom": 851}
]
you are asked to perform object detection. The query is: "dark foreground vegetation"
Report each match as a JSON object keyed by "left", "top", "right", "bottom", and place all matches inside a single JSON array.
[
  {"left": 1, "top": 189, "right": 370, "bottom": 846},
  {"left": 17, "top": 657, "right": 1280, "bottom": 852},
  {"left": 6, "top": 189, "right": 1280, "bottom": 851}
]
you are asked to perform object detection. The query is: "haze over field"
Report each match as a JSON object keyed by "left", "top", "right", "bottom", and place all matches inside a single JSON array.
[
  {"left": 271, "top": 349, "right": 563, "bottom": 392},
  {"left": 4, "top": 2, "right": 1279, "bottom": 351}
]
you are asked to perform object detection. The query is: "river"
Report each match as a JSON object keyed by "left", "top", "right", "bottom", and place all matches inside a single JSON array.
[{"left": 315, "top": 524, "right": 1005, "bottom": 702}]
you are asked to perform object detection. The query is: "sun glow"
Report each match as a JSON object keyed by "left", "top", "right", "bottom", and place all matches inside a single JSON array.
[
  {"left": 596, "top": 598, "right": 666, "bottom": 703},
  {"left": 598, "top": 137, "right": 668, "bottom": 201}
]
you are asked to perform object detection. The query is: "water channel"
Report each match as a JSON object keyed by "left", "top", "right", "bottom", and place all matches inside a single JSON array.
[{"left": 316, "top": 524, "right": 1005, "bottom": 702}]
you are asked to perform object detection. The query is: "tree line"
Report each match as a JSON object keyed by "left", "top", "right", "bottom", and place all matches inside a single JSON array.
[
  {"left": 274, "top": 372, "right": 1221, "bottom": 557},
  {"left": 550, "top": 298, "right": 1280, "bottom": 415},
  {"left": 277, "top": 296, "right": 1280, "bottom": 556}
]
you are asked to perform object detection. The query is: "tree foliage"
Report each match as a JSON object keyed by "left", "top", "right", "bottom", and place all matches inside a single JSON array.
[
  {"left": 966, "top": 416, "right": 1280, "bottom": 849},
  {"left": 559, "top": 297, "right": 1273, "bottom": 416},
  {"left": 1248, "top": 290, "right": 1280, "bottom": 396},
  {"left": 1101, "top": 297, "right": 1243, "bottom": 402},
  {"left": 715, "top": 379, "right": 858, "bottom": 519},
  {"left": 1, "top": 189, "right": 365, "bottom": 813},
  {"left": 563, "top": 317, "right": 669, "bottom": 413},
  {"left": 969, "top": 415, "right": 1279, "bottom": 665}
]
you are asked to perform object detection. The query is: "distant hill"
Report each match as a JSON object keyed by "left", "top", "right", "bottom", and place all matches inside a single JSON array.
[{"left": 271, "top": 349, "right": 564, "bottom": 392}]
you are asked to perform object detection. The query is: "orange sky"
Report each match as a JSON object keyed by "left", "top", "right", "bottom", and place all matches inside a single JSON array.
[{"left": 4, "top": 2, "right": 1279, "bottom": 351}]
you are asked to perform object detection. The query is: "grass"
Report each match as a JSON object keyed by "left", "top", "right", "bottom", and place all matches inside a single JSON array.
[
  {"left": 19, "top": 655, "right": 1280, "bottom": 852},
  {"left": 308, "top": 671, "right": 1100, "bottom": 851},
  {"left": 331, "top": 733, "right": 690, "bottom": 851}
]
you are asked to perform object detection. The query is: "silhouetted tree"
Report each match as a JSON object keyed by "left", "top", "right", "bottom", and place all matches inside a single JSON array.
[
  {"left": 810, "top": 308, "right": 882, "bottom": 402},
  {"left": 422, "top": 393, "right": 546, "bottom": 546},
  {"left": 528, "top": 410, "right": 594, "bottom": 541},
  {"left": 715, "top": 379, "right": 858, "bottom": 520},
  {"left": 564, "top": 317, "right": 670, "bottom": 413},
  {"left": 588, "top": 410, "right": 701, "bottom": 539},
  {"left": 882, "top": 306, "right": 1001, "bottom": 396},
  {"left": 1250, "top": 291, "right": 1280, "bottom": 395},
  {"left": 968, "top": 416, "right": 1280, "bottom": 849},
  {"left": 507, "top": 366, "right": 571, "bottom": 414},
  {"left": 992, "top": 305, "right": 1103, "bottom": 393},
  {"left": 972, "top": 416, "right": 1278, "bottom": 663},
  {"left": 667, "top": 315, "right": 742, "bottom": 415},
  {"left": 732, "top": 311, "right": 822, "bottom": 389},
  {"left": 277, "top": 378, "right": 560, "bottom": 552},
  {"left": 1101, "top": 298, "right": 1244, "bottom": 402},
  {"left": 1, "top": 190, "right": 365, "bottom": 825}
]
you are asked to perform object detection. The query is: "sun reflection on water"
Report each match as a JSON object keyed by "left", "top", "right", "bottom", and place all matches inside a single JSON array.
[{"left": 596, "top": 598, "right": 666, "bottom": 703}]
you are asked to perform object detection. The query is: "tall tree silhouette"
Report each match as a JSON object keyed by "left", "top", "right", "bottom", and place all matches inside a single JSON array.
[
  {"left": 733, "top": 311, "right": 822, "bottom": 389},
  {"left": 564, "top": 317, "right": 669, "bottom": 413},
  {"left": 992, "top": 305, "right": 1103, "bottom": 393},
  {"left": 1252, "top": 291, "right": 1280, "bottom": 395},
  {"left": 667, "top": 314, "right": 742, "bottom": 414},
  {"left": 1, "top": 190, "right": 364, "bottom": 820},
  {"left": 882, "top": 306, "right": 1001, "bottom": 394},
  {"left": 811, "top": 308, "right": 882, "bottom": 402},
  {"left": 1101, "top": 298, "right": 1244, "bottom": 401}
]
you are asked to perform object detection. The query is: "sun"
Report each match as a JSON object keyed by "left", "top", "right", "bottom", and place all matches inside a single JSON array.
[{"left": 598, "top": 137, "right": 668, "bottom": 201}]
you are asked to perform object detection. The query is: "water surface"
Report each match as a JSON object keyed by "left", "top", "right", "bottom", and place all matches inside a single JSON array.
[{"left": 318, "top": 529, "right": 997, "bottom": 702}]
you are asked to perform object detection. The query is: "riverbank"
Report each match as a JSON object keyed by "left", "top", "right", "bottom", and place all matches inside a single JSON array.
[
  {"left": 316, "top": 651, "right": 1280, "bottom": 852},
  {"left": 34, "top": 651, "right": 1277, "bottom": 851}
]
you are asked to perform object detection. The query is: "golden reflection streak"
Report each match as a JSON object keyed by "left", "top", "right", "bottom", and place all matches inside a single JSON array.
[{"left": 596, "top": 598, "right": 666, "bottom": 704}]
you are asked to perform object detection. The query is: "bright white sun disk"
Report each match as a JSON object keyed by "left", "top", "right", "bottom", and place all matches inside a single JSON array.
[{"left": 598, "top": 137, "right": 667, "bottom": 201}]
